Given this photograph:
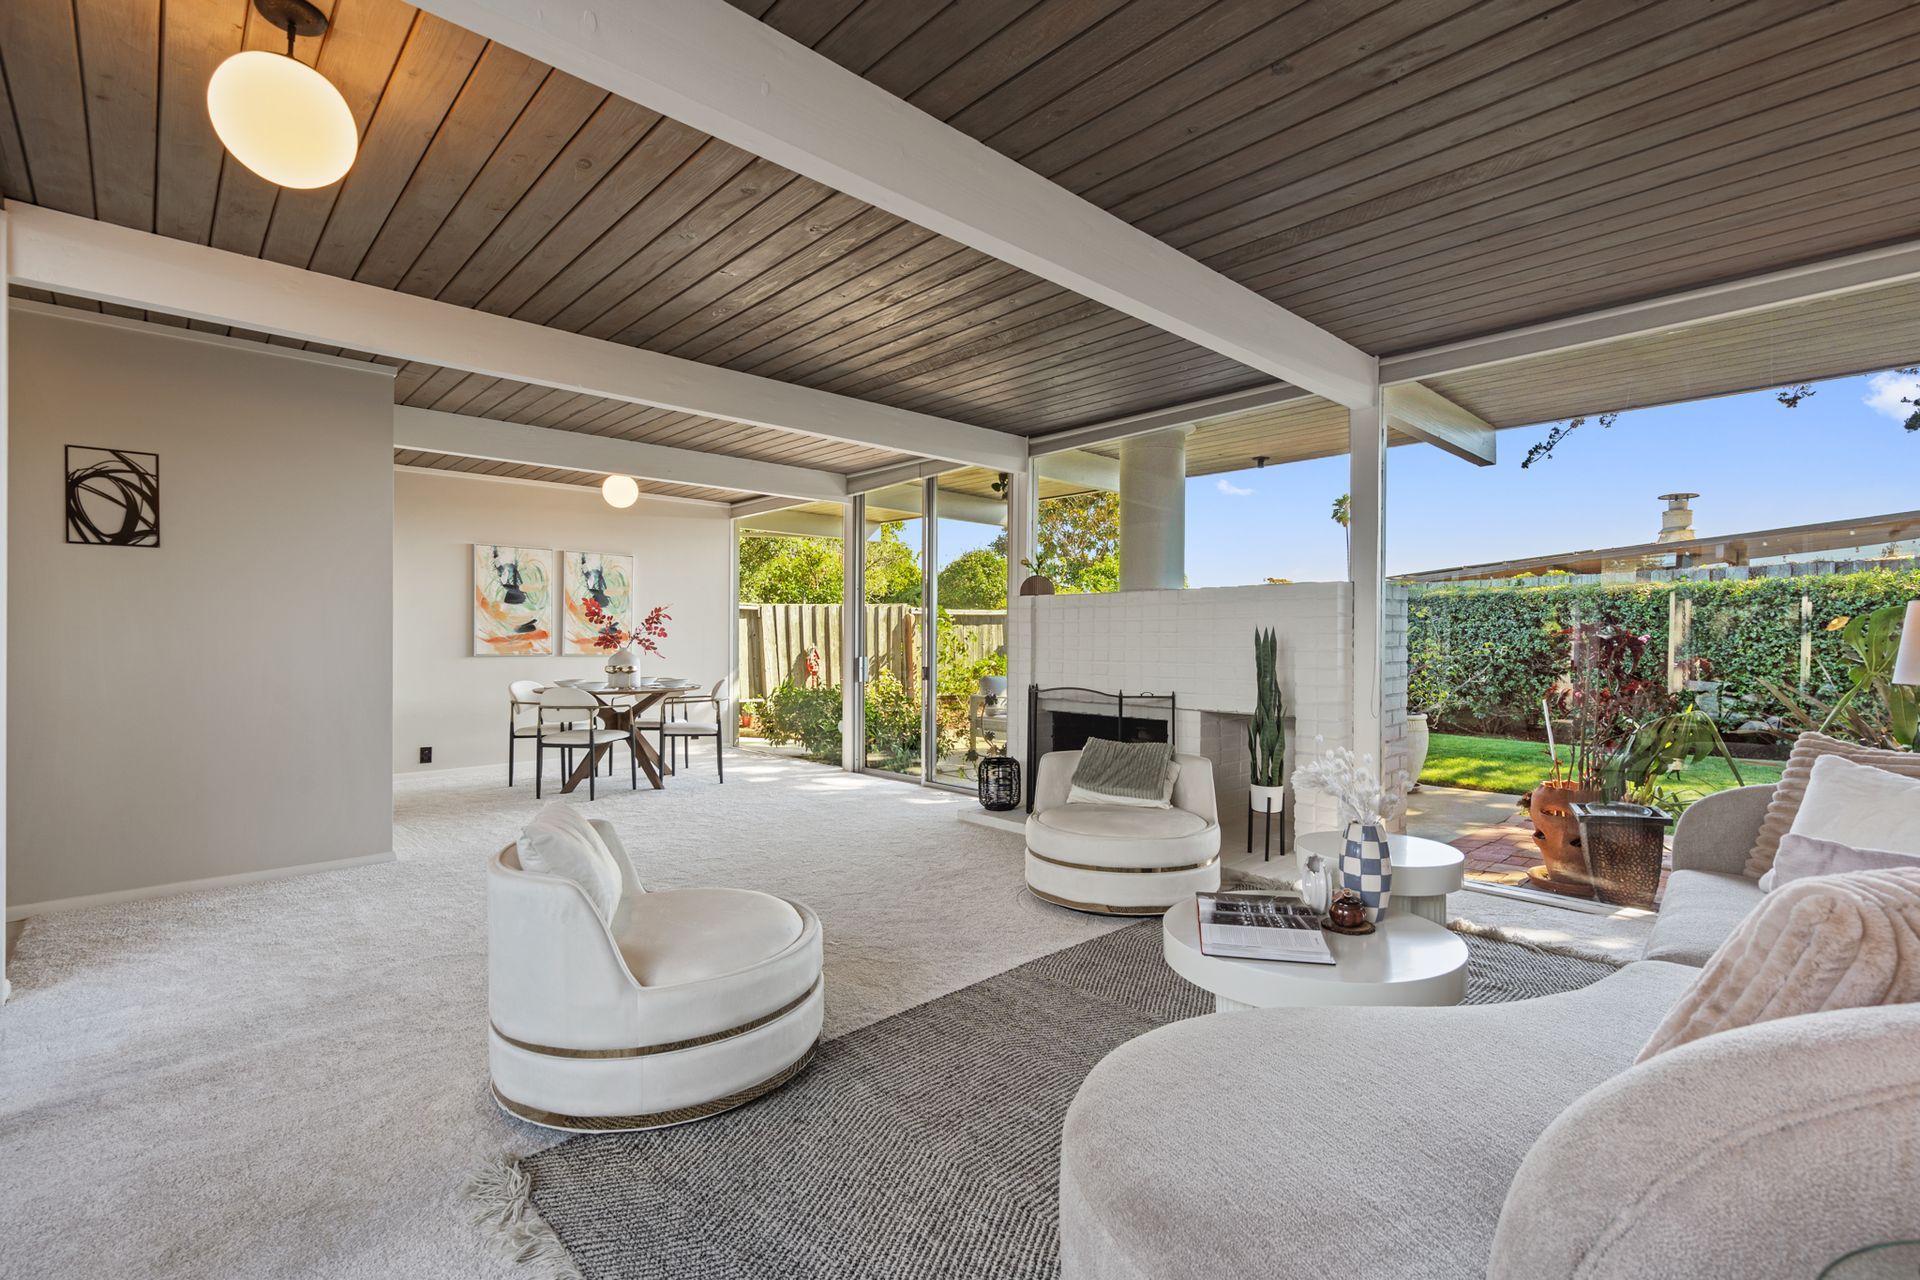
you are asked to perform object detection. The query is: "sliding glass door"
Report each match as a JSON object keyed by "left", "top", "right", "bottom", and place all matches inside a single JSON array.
[
  {"left": 860, "top": 483, "right": 925, "bottom": 777},
  {"left": 930, "top": 473, "right": 1008, "bottom": 787}
]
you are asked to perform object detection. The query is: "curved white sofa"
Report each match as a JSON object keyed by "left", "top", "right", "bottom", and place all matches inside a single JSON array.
[
  {"left": 1058, "top": 784, "right": 1920, "bottom": 1278},
  {"left": 1025, "top": 750, "right": 1221, "bottom": 915},
  {"left": 488, "top": 811, "right": 822, "bottom": 1131}
]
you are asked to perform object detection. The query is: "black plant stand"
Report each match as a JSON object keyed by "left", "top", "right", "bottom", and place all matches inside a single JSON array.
[{"left": 1248, "top": 796, "right": 1280, "bottom": 861}]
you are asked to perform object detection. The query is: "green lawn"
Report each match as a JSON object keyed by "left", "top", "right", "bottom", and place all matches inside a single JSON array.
[{"left": 1422, "top": 732, "right": 1784, "bottom": 802}]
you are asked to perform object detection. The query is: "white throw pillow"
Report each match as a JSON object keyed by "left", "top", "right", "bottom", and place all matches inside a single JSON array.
[
  {"left": 1788, "top": 755, "right": 1920, "bottom": 858},
  {"left": 516, "top": 804, "right": 622, "bottom": 924},
  {"left": 1069, "top": 760, "right": 1181, "bottom": 809},
  {"left": 1763, "top": 832, "right": 1920, "bottom": 892}
]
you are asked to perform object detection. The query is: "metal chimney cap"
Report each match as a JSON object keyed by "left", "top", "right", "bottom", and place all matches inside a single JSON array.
[{"left": 1658, "top": 492, "right": 1700, "bottom": 503}]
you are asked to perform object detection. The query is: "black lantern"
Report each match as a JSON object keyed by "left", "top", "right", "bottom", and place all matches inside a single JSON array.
[{"left": 978, "top": 756, "right": 1022, "bottom": 812}]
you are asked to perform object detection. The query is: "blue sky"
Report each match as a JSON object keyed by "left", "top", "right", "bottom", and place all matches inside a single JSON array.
[{"left": 927, "top": 367, "right": 1920, "bottom": 584}]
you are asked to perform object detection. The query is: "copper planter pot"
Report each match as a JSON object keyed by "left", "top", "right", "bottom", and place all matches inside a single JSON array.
[{"left": 1525, "top": 782, "right": 1602, "bottom": 896}]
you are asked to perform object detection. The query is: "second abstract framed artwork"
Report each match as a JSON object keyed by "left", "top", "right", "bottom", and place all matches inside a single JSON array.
[{"left": 561, "top": 551, "right": 635, "bottom": 653}]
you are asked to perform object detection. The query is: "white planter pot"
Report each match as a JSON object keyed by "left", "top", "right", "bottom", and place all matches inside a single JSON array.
[
  {"left": 1406, "top": 714, "right": 1431, "bottom": 790},
  {"left": 1248, "top": 783, "right": 1286, "bottom": 814}
]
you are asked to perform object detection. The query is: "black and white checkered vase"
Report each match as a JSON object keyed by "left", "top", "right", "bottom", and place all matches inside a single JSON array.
[{"left": 1340, "top": 821, "right": 1394, "bottom": 922}]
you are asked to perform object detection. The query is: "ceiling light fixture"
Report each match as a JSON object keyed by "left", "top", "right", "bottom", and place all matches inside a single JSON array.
[
  {"left": 206, "top": 0, "right": 358, "bottom": 190},
  {"left": 601, "top": 475, "right": 640, "bottom": 509}
]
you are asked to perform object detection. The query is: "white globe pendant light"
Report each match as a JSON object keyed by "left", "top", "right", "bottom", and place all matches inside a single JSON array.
[
  {"left": 207, "top": 0, "right": 358, "bottom": 190},
  {"left": 602, "top": 475, "right": 640, "bottom": 509}
]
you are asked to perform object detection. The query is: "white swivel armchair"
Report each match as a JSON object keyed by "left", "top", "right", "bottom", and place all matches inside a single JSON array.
[
  {"left": 489, "top": 804, "right": 823, "bottom": 1130},
  {"left": 1024, "top": 750, "right": 1221, "bottom": 915}
]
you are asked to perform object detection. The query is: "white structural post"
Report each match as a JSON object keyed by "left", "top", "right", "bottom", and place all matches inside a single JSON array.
[
  {"left": 1118, "top": 427, "right": 1190, "bottom": 591},
  {"left": 0, "top": 212, "right": 10, "bottom": 1004},
  {"left": 1349, "top": 398, "right": 1387, "bottom": 768},
  {"left": 841, "top": 497, "right": 865, "bottom": 774},
  {"left": 1004, "top": 460, "right": 1037, "bottom": 787}
]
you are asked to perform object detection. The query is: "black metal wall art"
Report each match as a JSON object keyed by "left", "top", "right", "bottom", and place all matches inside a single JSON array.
[{"left": 66, "top": 446, "right": 160, "bottom": 547}]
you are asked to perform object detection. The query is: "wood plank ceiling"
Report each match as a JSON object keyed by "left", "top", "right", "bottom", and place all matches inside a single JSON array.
[{"left": 3, "top": 0, "right": 1918, "bottom": 479}]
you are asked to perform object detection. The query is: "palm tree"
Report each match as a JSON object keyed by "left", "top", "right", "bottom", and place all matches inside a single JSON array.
[{"left": 1331, "top": 493, "right": 1351, "bottom": 558}]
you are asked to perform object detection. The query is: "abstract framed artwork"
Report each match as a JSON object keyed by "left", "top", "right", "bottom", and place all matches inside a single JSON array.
[
  {"left": 473, "top": 545, "right": 554, "bottom": 657},
  {"left": 66, "top": 445, "right": 159, "bottom": 547},
  {"left": 561, "top": 551, "right": 635, "bottom": 653}
]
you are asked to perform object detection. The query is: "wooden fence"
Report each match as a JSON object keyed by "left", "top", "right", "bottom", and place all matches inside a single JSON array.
[{"left": 737, "top": 604, "right": 1006, "bottom": 702}]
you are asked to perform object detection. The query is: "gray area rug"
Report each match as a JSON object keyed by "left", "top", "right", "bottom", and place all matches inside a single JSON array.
[{"left": 517, "top": 922, "right": 1619, "bottom": 1279}]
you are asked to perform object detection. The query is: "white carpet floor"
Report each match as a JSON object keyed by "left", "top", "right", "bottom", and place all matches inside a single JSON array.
[
  {"left": 0, "top": 754, "right": 1126, "bottom": 1280},
  {"left": 0, "top": 753, "right": 1654, "bottom": 1279}
]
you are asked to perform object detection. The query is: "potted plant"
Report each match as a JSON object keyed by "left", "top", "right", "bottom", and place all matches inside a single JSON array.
[
  {"left": 1525, "top": 620, "right": 1670, "bottom": 894},
  {"left": 1017, "top": 556, "right": 1056, "bottom": 597},
  {"left": 1247, "top": 627, "right": 1287, "bottom": 820}
]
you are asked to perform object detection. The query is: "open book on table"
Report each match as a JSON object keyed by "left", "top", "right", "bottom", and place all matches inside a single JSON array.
[{"left": 1195, "top": 892, "right": 1335, "bottom": 966}]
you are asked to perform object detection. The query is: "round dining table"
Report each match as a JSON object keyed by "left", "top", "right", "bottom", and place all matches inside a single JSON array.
[{"left": 534, "top": 680, "right": 699, "bottom": 793}]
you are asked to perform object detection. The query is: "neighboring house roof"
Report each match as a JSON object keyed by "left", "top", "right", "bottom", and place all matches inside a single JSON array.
[{"left": 1400, "top": 511, "right": 1920, "bottom": 583}]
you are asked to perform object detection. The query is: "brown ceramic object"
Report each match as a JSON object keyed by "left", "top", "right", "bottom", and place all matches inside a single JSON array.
[
  {"left": 1328, "top": 892, "right": 1369, "bottom": 930},
  {"left": 1527, "top": 782, "right": 1601, "bottom": 895}
]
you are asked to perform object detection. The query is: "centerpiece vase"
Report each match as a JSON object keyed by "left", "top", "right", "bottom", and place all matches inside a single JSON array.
[
  {"left": 1339, "top": 819, "right": 1393, "bottom": 923},
  {"left": 605, "top": 646, "right": 639, "bottom": 690}
]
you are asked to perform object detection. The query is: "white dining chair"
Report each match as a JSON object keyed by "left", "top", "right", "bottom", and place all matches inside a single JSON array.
[
  {"left": 507, "top": 680, "right": 543, "bottom": 788},
  {"left": 660, "top": 679, "right": 727, "bottom": 783},
  {"left": 534, "top": 686, "right": 635, "bottom": 800}
]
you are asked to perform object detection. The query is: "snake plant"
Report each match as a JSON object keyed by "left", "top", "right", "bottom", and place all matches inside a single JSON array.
[{"left": 1248, "top": 627, "right": 1287, "bottom": 788}]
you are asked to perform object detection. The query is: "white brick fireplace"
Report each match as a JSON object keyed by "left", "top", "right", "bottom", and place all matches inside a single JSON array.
[{"left": 1004, "top": 583, "right": 1410, "bottom": 863}]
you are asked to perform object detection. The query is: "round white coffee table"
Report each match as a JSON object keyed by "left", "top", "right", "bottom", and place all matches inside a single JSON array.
[
  {"left": 1295, "top": 831, "right": 1466, "bottom": 923},
  {"left": 1162, "top": 900, "right": 1467, "bottom": 1011}
]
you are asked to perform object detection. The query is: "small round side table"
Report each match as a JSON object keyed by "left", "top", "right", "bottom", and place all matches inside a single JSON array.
[{"left": 1294, "top": 831, "right": 1466, "bottom": 923}]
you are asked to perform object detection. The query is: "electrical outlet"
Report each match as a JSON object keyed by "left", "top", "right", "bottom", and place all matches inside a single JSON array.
[{"left": 419, "top": 747, "right": 433, "bottom": 764}]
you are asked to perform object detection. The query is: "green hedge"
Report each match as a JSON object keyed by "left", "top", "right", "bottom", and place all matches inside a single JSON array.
[{"left": 1409, "top": 568, "right": 1920, "bottom": 733}]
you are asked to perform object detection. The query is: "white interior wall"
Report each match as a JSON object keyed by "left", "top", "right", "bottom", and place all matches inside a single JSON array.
[
  {"left": 392, "top": 469, "right": 733, "bottom": 774},
  {"left": 7, "top": 307, "right": 395, "bottom": 913}
]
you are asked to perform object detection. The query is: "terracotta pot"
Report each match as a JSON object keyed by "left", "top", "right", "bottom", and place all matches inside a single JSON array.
[
  {"left": 1527, "top": 782, "right": 1601, "bottom": 894},
  {"left": 1018, "top": 574, "right": 1056, "bottom": 597}
]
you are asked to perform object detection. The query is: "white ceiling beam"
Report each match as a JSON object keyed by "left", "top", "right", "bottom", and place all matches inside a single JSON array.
[
  {"left": 1029, "top": 382, "right": 1315, "bottom": 456},
  {"left": 409, "top": 0, "right": 1378, "bottom": 410},
  {"left": 1383, "top": 383, "right": 1495, "bottom": 466},
  {"left": 736, "top": 509, "right": 845, "bottom": 539},
  {"left": 395, "top": 406, "right": 847, "bottom": 502},
  {"left": 1035, "top": 449, "right": 1120, "bottom": 492},
  {"left": 3, "top": 201, "right": 1027, "bottom": 471},
  {"left": 1381, "top": 236, "right": 1920, "bottom": 386},
  {"left": 845, "top": 458, "right": 959, "bottom": 495},
  {"left": 731, "top": 494, "right": 812, "bottom": 520}
]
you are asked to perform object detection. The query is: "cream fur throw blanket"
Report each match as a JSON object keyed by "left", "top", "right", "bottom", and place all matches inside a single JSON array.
[{"left": 1640, "top": 867, "right": 1920, "bottom": 1061}]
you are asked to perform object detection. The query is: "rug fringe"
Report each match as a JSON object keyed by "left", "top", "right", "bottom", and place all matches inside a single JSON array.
[
  {"left": 1446, "top": 917, "right": 1632, "bottom": 968},
  {"left": 468, "top": 1155, "right": 583, "bottom": 1280}
]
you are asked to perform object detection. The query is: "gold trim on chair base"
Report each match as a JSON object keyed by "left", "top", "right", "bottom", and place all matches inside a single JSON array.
[
  {"left": 490, "top": 980, "right": 822, "bottom": 1059},
  {"left": 491, "top": 1039, "right": 820, "bottom": 1133},
  {"left": 1026, "top": 885, "right": 1180, "bottom": 917},
  {"left": 1026, "top": 849, "right": 1220, "bottom": 875}
]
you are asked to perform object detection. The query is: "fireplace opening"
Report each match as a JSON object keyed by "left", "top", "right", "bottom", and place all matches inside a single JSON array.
[{"left": 1047, "top": 711, "right": 1169, "bottom": 753}]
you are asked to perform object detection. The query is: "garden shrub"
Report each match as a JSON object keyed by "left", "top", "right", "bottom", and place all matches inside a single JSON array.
[
  {"left": 760, "top": 670, "right": 943, "bottom": 770},
  {"left": 1409, "top": 567, "right": 1920, "bottom": 734}
]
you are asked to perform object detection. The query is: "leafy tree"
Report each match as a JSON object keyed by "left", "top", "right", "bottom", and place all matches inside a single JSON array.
[
  {"left": 738, "top": 534, "right": 842, "bottom": 604},
  {"left": 994, "top": 491, "right": 1120, "bottom": 593},
  {"left": 937, "top": 547, "right": 1008, "bottom": 608},
  {"left": 864, "top": 522, "right": 923, "bottom": 603}
]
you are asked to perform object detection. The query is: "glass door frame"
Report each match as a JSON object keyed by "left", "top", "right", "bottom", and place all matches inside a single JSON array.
[{"left": 843, "top": 477, "right": 973, "bottom": 792}]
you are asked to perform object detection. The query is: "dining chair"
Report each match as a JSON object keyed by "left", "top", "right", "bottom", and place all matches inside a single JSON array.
[
  {"left": 534, "top": 686, "right": 636, "bottom": 800},
  {"left": 507, "top": 680, "right": 543, "bottom": 787},
  {"left": 660, "top": 679, "right": 727, "bottom": 783}
]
